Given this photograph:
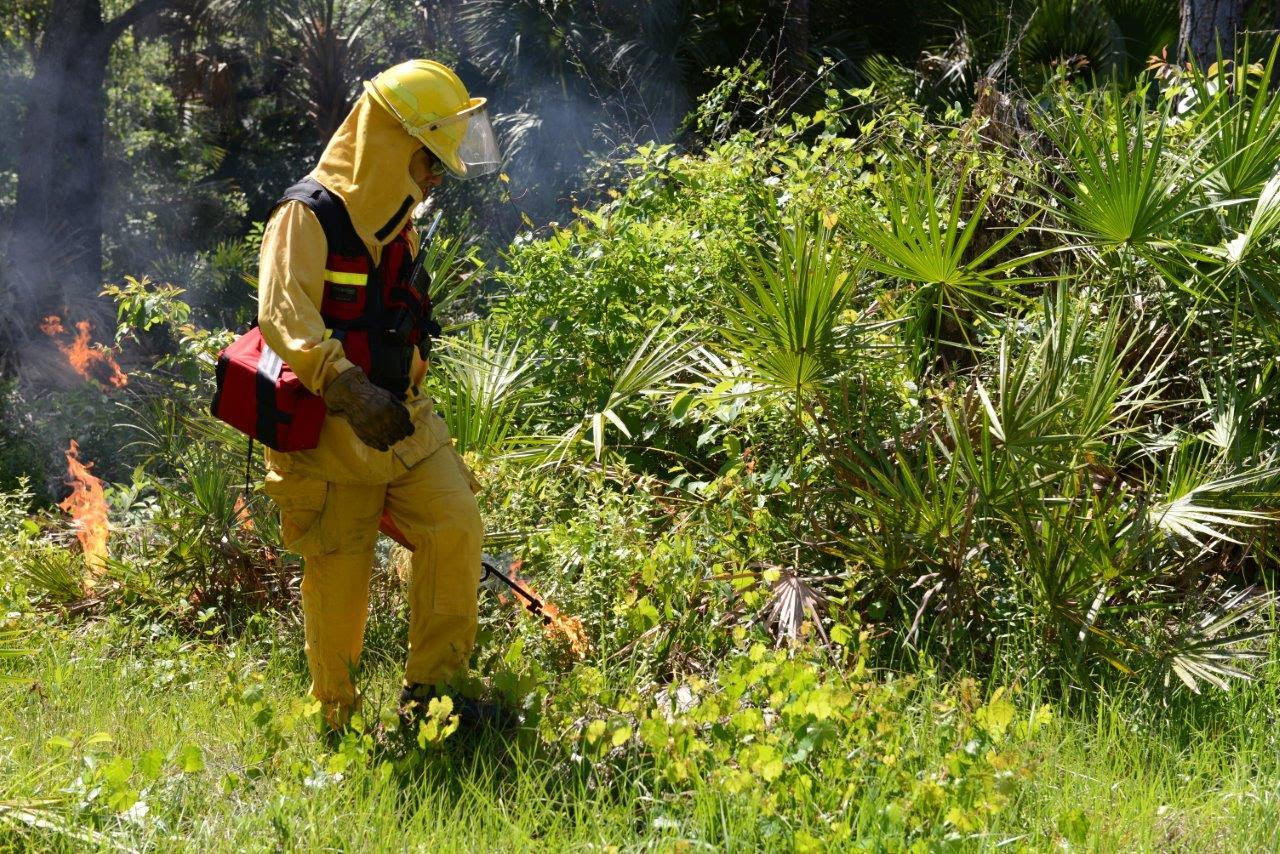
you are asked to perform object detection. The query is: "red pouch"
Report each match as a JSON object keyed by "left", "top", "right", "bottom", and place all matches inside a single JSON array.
[{"left": 211, "top": 327, "right": 325, "bottom": 451}]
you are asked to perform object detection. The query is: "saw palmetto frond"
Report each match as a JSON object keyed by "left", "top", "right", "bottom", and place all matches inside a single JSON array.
[
  {"left": 1149, "top": 468, "right": 1279, "bottom": 548},
  {"left": 763, "top": 571, "right": 830, "bottom": 644},
  {"left": 1151, "top": 588, "right": 1275, "bottom": 693}
]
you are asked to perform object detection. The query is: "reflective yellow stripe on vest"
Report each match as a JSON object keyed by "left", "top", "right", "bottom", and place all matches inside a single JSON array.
[{"left": 324, "top": 270, "right": 368, "bottom": 286}]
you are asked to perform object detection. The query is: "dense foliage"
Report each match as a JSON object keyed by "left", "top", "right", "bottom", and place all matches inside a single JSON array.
[{"left": 0, "top": 0, "right": 1211, "bottom": 344}]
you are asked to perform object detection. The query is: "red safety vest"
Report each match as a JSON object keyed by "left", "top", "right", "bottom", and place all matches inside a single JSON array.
[{"left": 280, "top": 177, "right": 434, "bottom": 400}]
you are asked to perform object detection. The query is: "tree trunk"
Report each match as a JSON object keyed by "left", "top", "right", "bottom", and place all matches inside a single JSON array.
[
  {"left": 1179, "top": 0, "right": 1246, "bottom": 67},
  {"left": 9, "top": 0, "right": 107, "bottom": 326},
  {"left": 420, "top": 0, "right": 459, "bottom": 55},
  {"left": 4, "top": 0, "right": 169, "bottom": 354}
]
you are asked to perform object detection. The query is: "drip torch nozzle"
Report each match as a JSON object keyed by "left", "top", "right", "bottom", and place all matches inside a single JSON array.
[{"left": 481, "top": 559, "right": 553, "bottom": 625}]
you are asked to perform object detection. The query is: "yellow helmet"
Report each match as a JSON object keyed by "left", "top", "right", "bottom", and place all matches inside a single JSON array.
[{"left": 363, "top": 59, "right": 502, "bottom": 180}]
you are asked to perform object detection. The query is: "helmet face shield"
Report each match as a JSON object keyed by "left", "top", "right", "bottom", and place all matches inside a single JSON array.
[{"left": 453, "top": 107, "right": 502, "bottom": 179}]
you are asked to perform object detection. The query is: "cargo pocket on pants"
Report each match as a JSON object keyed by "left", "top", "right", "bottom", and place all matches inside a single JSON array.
[
  {"left": 262, "top": 471, "right": 335, "bottom": 556},
  {"left": 392, "top": 404, "right": 446, "bottom": 472}
]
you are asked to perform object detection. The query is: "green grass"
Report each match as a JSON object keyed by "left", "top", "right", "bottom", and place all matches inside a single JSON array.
[
  {"left": 1003, "top": 678, "right": 1280, "bottom": 850},
  {"left": 2, "top": 611, "right": 1278, "bottom": 851},
  {"left": 0, "top": 614, "right": 780, "bottom": 850}
]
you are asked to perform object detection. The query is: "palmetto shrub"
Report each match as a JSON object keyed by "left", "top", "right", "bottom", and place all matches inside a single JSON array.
[
  {"left": 471, "top": 61, "right": 1279, "bottom": 696},
  {"left": 820, "top": 286, "right": 1276, "bottom": 690}
]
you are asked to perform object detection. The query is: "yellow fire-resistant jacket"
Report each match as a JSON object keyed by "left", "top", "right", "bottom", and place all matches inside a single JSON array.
[{"left": 257, "top": 93, "right": 447, "bottom": 485}]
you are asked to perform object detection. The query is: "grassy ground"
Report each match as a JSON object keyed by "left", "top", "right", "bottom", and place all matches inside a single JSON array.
[{"left": 2, "top": 608, "right": 1278, "bottom": 851}]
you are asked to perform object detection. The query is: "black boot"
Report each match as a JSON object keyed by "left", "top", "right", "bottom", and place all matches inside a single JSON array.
[{"left": 398, "top": 683, "right": 519, "bottom": 732}]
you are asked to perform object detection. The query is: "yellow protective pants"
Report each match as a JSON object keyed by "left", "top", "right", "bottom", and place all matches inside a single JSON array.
[{"left": 263, "top": 441, "right": 482, "bottom": 728}]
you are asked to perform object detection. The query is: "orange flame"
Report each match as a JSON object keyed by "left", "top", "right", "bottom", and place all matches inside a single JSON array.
[
  {"left": 60, "top": 440, "right": 109, "bottom": 576},
  {"left": 40, "top": 316, "right": 128, "bottom": 388},
  {"left": 376, "top": 511, "right": 589, "bottom": 655},
  {"left": 233, "top": 494, "right": 254, "bottom": 531},
  {"left": 505, "top": 560, "right": 591, "bottom": 657}
]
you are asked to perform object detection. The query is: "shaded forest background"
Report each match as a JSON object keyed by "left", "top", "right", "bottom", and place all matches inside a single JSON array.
[{"left": 0, "top": 0, "right": 1247, "bottom": 351}]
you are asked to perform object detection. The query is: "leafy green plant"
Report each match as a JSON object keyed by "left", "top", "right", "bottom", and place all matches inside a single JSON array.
[
  {"left": 0, "top": 626, "right": 30, "bottom": 681},
  {"left": 151, "top": 444, "right": 287, "bottom": 616},
  {"left": 1147, "top": 587, "right": 1276, "bottom": 692},
  {"left": 852, "top": 164, "right": 1040, "bottom": 356},
  {"left": 421, "top": 227, "right": 484, "bottom": 317},
  {"left": 1201, "top": 172, "right": 1280, "bottom": 343},
  {"left": 525, "top": 321, "right": 699, "bottom": 466},
  {"left": 15, "top": 547, "right": 85, "bottom": 604},
  {"left": 1036, "top": 86, "right": 1214, "bottom": 272},
  {"left": 432, "top": 328, "right": 538, "bottom": 456},
  {"left": 719, "top": 213, "right": 881, "bottom": 417},
  {"left": 1185, "top": 42, "right": 1280, "bottom": 206}
]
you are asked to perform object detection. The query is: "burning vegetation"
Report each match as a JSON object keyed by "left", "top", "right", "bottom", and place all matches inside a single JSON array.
[
  {"left": 499, "top": 560, "right": 591, "bottom": 657},
  {"left": 233, "top": 494, "right": 254, "bottom": 531},
  {"left": 379, "top": 512, "right": 589, "bottom": 655},
  {"left": 60, "top": 439, "right": 110, "bottom": 578},
  {"left": 40, "top": 315, "right": 128, "bottom": 388}
]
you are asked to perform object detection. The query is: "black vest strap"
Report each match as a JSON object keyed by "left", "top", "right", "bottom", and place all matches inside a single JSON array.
[
  {"left": 273, "top": 176, "right": 431, "bottom": 401},
  {"left": 276, "top": 178, "right": 377, "bottom": 336},
  {"left": 276, "top": 177, "right": 367, "bottom": 259},
  {"left": 375, "top": 195, "right": 415, "bottom": 243},
  {"left": 254, "top": 343, "right": 292, "bottom": 448}
]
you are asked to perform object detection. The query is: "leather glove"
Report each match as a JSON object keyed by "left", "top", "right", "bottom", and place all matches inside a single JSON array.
[{"left": 322, "top": 367, "right": 414, "bottom": 451}]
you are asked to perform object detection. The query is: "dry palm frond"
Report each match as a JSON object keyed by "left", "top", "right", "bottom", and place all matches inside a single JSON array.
[
  {"left": 763, "top": 570, "right": 830, "bottom": 645},
  {"left": 1149, "top": 468, "right": 1279, "bottom": 548}
]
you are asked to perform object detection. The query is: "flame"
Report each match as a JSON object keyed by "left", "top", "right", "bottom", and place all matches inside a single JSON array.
[
  {"left": 505, "top": 560, "right": 591, "bottom": 657},
  {"left": 233, "top": 494, "right": 254, "bottom": 531},
  {"left": 59, "top": 440, "right": 109, "bottom": 577},
  {"left": 40, "top": 316, "right": 128, "bottom": 388}
]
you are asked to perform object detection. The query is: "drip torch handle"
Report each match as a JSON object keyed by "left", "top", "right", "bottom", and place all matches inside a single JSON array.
[{"left": 407, "top": 210, "right": 445, "bottom": 300}]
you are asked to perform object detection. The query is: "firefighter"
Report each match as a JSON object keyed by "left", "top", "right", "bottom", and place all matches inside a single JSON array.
[{"left": 256, "top": 60, "right": 502, "bottom": 731}]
